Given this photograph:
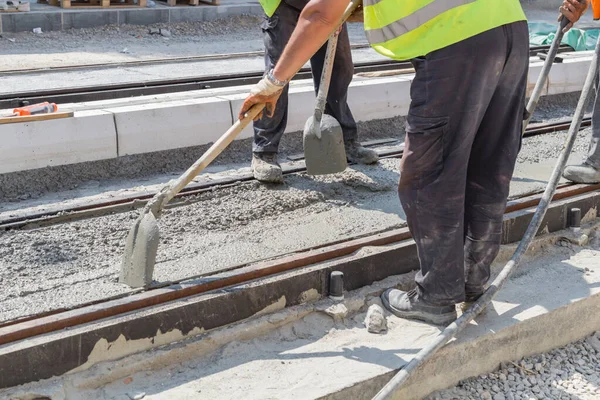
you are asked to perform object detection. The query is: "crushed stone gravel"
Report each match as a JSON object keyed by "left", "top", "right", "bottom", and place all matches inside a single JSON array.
[{"left": 428, "top": 332, "right": 600, "bottom": 400}]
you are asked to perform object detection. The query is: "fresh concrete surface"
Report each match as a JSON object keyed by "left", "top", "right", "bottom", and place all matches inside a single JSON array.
[
  {"left": 0, "top": 53, "right": 592, "bottom": 176},
  {"left": 3, "top": 225, "right": 599, "bottom": 400}
]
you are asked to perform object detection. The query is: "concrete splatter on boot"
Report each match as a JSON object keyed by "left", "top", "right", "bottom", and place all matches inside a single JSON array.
[
  {"left": 381, "top": 288, "right": 457, "bottom": 326},
  {"left": 344, "top": 139, "right": 379, "bottom": 165},
  {"left": 563, "top": 162, "right": 600, "bottom": 184},
  {"left": 252, "top": 153, "right": 283, "bottom": 184}
]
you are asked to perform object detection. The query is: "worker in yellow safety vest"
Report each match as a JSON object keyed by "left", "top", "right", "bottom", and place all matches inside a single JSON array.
[
  {"left": 238, "top": 0, "right": 560, "bottom": 326},
  {"left": 250, "top": 0, "right": 379, "bottom": 184},
  {"left": 560, "top": 0, "right": 600, "bottom": 183}
]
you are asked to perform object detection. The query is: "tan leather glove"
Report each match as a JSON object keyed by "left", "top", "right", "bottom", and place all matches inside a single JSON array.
[
  {"left": 238, "top": 75, "right": 285, "bottom": 121},
  {"left": 559, "top": 0, "right": 589, "bottom": 32}
]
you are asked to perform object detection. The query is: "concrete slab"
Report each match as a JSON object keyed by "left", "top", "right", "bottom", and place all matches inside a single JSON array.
[
  {"left": 3, "top": 224, "right": 599, "bottom": 400},
  {"left": 0, "top": 110, "right": 117, "bottom": 174},
  {"left": 0, "top": 1, "right": 262, "bottom": 33},
  {"left": 348, "top": 75, "right": 413, "bottom": 122},
  {"left": 62, "top": 10, "right": 120, "bottom": 30},
  {"left": 107, "top": 96, "right": 232, "bottom": 156},
  {"left": 0, "top": 11, "right": 62, "bottom": 33}
]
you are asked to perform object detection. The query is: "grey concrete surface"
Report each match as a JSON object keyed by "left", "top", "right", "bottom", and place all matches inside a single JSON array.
[{"left": 0, "top": 1, "right": 261, "bottom": 33}]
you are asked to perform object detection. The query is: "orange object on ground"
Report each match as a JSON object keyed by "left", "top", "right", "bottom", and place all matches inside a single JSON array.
[{"left": 13, "top": 102, "right": 58, "bottom": 116}]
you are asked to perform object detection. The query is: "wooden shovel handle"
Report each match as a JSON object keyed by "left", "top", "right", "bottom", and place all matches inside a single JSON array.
[
  {"left": 162, "top": 103, "right": 265, "bottom": 204},
  {"left": 314, "top": 0, "right": 361, "bottom": 124}
]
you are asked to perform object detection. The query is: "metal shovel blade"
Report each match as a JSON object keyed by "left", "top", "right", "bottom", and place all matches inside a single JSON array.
[
  {"left": 120, "top": 211, "right": 160, "bottom": 288},
  {"left": 303, "top": 114, "right": 348, "bottom": 176}
]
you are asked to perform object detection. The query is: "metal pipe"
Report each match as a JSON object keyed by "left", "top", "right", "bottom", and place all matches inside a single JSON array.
[
  {"left": 372, "top": 31, "right": 600, "bottom": 400},
  {"left": 523, "top": 18, "right": 570, "bottom": 131}
]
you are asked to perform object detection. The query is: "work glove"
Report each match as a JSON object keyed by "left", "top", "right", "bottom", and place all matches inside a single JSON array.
[
  {"left": 559, "top": 0, "right": 589, "bottom": 33},
  {"left": 347, "top": 1, "right": 363, "bottom": 23},
  {"left": 238, "top": 75, "right": 285, "bottom": 121}
]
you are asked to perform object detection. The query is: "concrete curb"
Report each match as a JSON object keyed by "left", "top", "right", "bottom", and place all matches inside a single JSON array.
[
  {"left": 0, "top": 3, "right": 263, "bottom": 33},
  {"left": 0, "top": 53, "right": 592, "bottom": 175}
]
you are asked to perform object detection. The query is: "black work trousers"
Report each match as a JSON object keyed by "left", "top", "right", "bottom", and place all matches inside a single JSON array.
[
  {"left": 252, "top": 0, "right": 358, "bottom": 154},
  {"left": 399, "top": 21, "right": 529, "bottom": 306}
]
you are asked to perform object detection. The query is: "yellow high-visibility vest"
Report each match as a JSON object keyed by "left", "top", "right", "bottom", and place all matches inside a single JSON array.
[
  {"left": 259, "top": 0, "right": 281, "bottom": 17},
  {"left": 364, "top": 0, "right": 527, "bottom": 60}
]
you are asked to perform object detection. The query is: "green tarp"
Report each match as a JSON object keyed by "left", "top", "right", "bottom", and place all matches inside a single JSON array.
[{"left": 529, "top": 21, "right": 600, "bottom": 51}]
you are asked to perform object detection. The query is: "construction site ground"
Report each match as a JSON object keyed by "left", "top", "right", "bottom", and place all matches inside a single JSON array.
[
  {"left": 2, "top": 2, "right": 600, "bottom": 398},
  {"left": 3, "top": 224, "right": 600, "bottom": 400}
]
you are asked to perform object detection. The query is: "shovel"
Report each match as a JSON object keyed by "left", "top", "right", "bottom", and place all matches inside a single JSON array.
[
  {"left": 523, "top": 15, "right": 571, "bottom": 132},
  {"left": 303, "top": 4, "right": 358, "bottom": 175},
  {"left": 120, "top": 104, "right": 265, "bottom": 288}
]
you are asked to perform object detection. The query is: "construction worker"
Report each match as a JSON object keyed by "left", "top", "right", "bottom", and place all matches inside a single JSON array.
[
  {"left": 560, "top": 0, "right": 600, "bottom": 183},
  {"left": 251, "top": 0, "right": 379, "bottom": 183},
  {"left": 240, "top": 0, "right": 531, "bottom": 325}
]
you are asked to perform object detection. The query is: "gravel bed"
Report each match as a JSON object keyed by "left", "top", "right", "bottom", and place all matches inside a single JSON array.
[{"left": 428, "top": 332, "right": 600, "bottom": 400}]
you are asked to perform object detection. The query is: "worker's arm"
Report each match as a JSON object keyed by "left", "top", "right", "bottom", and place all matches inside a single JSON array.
[
  {"left": 238, "top": 0, "right": 349, "bottom": 120},
  {"left": 559, "top": 0, "right": 589, "bottom": 33}
]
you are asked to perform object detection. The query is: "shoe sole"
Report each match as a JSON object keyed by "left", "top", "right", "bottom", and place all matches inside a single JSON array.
[{"left": 381, "top": 292, "right": 457, "bottom": 326}]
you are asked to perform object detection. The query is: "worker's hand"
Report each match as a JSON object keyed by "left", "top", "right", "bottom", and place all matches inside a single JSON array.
[
  {"left": 559, "top": 0, "right": 589, "bottom": 33},
  {"left": 347, "top": 2, "right": 363, "bottom": 23},
  {"left": 238, "top": 76, "right": 285, "bottom": 121}
]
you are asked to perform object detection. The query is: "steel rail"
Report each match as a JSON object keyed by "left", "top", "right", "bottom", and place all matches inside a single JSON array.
[
  {"left": 0, "top": 44, "right": 572, "bottom": 109},
  {"left": 0, "top": 182, "right": 599, "bottom": 346},
  {"left": 0, "top": 43, "right": 567, "bottom": 76},
  {"left": 0, "top": 116, "right": 589, "bottom": 231},
  {"left": 0, "top": 60, "right": 409, "bottom": 109}
]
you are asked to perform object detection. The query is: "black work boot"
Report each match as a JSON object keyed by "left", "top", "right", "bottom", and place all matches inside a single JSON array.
[
  {"left": 381, "top": 288, "right": 457, "bottom": 326},
  {"left": 252, "top": 153, "right": 283, "bottom": 183},
  {"left": 344, "top": 139, "right": 379, "bottom": 165}
]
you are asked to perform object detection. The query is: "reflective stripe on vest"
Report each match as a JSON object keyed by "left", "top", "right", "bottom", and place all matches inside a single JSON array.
[
  {"left": 259, "top": 0, "right": 281, "bottom": 17},
  {"left": 364, "top": 0, "right": 476, "bottom": 44},
  {"left": 363, "top": 0, "right": 527, "bottom": 60}
]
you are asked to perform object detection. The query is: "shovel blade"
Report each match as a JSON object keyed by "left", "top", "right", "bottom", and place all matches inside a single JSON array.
[
  {"left": 120, "top": 211, "right": 160, "bottom": 288},
  {"left": 303, "top": 114, "right": 348, "bottom": 176}
]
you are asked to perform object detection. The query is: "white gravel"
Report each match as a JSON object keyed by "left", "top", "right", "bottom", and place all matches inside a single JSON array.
[{"left": 428, "top": 332, "right": 600, "bottom": 400}]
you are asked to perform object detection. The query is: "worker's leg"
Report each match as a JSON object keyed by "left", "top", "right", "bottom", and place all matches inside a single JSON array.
[
  {"left": 309, "top": 26, "right": 378, "bottom": 164},
  {"left": 563, "top": 76, "right": 600, "bottom": 183},
  {"left": 251, "top": 4, "right": 299, "bottom": 182},
  {"left": 382, "top": 25, "right": 515, "bottom": 324},
  {"left": 463, "top": 21, "right": 529, "bottom": 301}
]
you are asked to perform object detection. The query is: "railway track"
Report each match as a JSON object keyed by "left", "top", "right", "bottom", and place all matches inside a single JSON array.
[
  {"left": 0, "top": 44, "right": 572, "bottom": 109},
  {"left": 1, "top": 181, "right": 599, "bottom": 347},
  {"left": 0, "top": 116, "right": 590, "bottom": 232}
]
